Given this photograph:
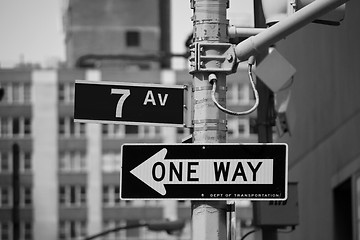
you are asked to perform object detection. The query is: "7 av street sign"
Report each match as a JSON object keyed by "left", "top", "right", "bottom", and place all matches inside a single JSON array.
[
  {"left": 74, "top": 80, "right": 188, "bottom": 126},
  {"left": 120, "top": 143, "right": 288, "bottom": 200}
]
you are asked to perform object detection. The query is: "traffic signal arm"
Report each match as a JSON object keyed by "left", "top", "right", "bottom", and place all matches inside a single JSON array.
[{"left": 235, "top": 0, "right": 349, "bottom": 62}]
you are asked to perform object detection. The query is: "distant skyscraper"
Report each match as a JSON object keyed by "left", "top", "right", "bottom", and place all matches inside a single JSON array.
[{"left": 63, "top": 0, "right": 171, "bottom": 69}]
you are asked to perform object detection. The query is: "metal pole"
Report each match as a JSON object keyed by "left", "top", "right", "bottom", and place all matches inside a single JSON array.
[
  {"left": 190, "top": 1, "right": 228, "bottom": 240},
  {"left": 12, "top": 143, "right": 20, "bottom": 240},
  {"left": 254, "top": 1, "right": 276, "bottom": 240}
]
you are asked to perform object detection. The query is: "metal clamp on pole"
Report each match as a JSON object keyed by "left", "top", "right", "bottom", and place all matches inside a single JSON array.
[
  {"left": 189, "top": 42, "right": 238, "bottom": 74},
  {"left": 189, "top": 42, "right": 259, "bottom": 116}
]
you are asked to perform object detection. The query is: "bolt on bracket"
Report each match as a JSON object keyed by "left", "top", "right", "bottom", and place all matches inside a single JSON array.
[{"left": 189, "top": 42, "right": 237, "bottom": 74}]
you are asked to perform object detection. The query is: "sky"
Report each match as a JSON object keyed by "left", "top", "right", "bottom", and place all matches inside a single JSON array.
[
  {"left": 0, "top": 0, "right": 253, "bottom": 68},
  {"left": 0, "top": 0, "right": 65, "bottom": 67}
]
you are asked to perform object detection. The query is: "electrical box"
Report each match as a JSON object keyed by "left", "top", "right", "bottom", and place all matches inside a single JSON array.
[
  {"left": 253, "top": 48, "right": 296, "bottom": 93},
  {"left": 253, "top": 182, "right": 299, "bottom": 227}
]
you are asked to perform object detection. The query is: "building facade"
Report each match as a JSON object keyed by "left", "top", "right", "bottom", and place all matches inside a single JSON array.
[
  {"left": 274, "top": 0, "right": 360, "bottom": 239},
  {"left": 0, "top": 67, "right": 256, "bottom": 240}
]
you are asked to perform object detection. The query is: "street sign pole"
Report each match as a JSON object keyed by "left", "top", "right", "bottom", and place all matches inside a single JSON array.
[
  {"left": 253, "top": 2, "right": 278, "bottom": 240},
  {"left": 190, "top": 1, "right": 228, "bottom": 240}
]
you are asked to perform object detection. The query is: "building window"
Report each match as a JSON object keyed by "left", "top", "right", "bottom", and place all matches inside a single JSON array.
[
  {"left": 103, "top": 185, "right": 120, "bottom": 207},
  {"left": 249, "top": 117, "right": 258, "bottom": 134},
  {"left": 126, "top": 31, "right": 140, "bottom": 47},
  {"left": 0, "top": 117, "right": 31, "bottom": 138},
  {"left": 139, "top": 126, "right": 159, "bottom": 138},
  {"left": 0, "top": 152, "right": 11, "bottom": 173},
  {"left": 58, "top": 84, "right": 65, "bottom": 102},
  {"left": 102, "top": 152, "right": 121, "bottom": 172},
  {"left": 59, "top": 151, "right": 86, "bottom": 172},
  {"left": 79, "top": 122, "right": 86, "bottom": 135},
  {"left": 59, "top": 118, "right": 66, "bottom": 135},
  {"left": 177, "top": 127, "right": 190, "bottom": 138},
  {"left": 125, "top": 125, "right": 138, "bottom": 135},
  {"left": 0, "top": 186, "right": 32, "bottom": 208},
  {"left": 21, "top": 187, "right": 32, "bottom": 207},
  {"left": 58, "top": 83, "right": 75, "bottom": 103},
  {"left": 0, "top": 82, "right": 31, "bottom": 104},
  {"left": 124, "top": 200, "right": 133, "bottom": 206},
  {"left": 178, "top": 200, "right": 191, "bottom": 207},
  {"left": 0, "top": 150, "right": 32, "bottom": 173},
  {"left": 22, "top": 151, "right": 32, "bottom": 173},
  {"left": 0, "top": 83, "right": 9, "bottom": 103},
  {"left": 12, "top": 118, "right": 20, "bottom": 135},
  {"left": 0, "top": 187, "right": 12, "bottom": 208},
  {"left": 24, "top": 118, "right": 31, "bottom": 136},
  {"left": 0, "top": 222, "right": 11, "bottom": 240},
  {"left": 21, "top": 222, "right": 32, "bottom": 240},
  {"left": 102, "top": 124, "right": 124, "bottom": 138},
  {"left": 69, "top": 119, "right": 75, "bottom": 135},
  {"left": 108, "top": 125, "right": 161, "bottom": 138},
  {"left": 12, "top": 82, "right": 21, "bottom": 103},
  {"left": 227, "top": 82, "right": 251, "bottom": 104},
  {"left": 227, "top": 118, "right": 250, "bottom": 138},
  {"left": 24, "top": 83, "right": 31, "bottom": 104},
  {"left": 59, "top": 220, "right": 87, "bottom": 240},
  {"left": 0, "top": 118, "right": 10, "bottom": 137},
  {"left": 58, "top": 117, "right": 86, "bottom": 138},
  {"left": 23, "top": 117, "right": 31, "bottom": 136},
  {"left": 59, "top": 185, "right": 87, "bottom": 207},
  {"left": 102, "top": 124, "right": 109, "bottom": 136}
]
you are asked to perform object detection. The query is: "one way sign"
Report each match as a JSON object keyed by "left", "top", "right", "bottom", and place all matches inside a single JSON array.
[{"left": 120, "top": 143, "right": 288, "bottom": 200}]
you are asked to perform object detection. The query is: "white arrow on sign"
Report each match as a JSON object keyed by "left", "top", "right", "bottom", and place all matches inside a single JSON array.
[{"left": 130, "top": 148, "right": 274, "bottom": 195}]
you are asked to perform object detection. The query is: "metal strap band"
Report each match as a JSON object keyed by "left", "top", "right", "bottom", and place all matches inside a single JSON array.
[
  {"left": 193, "top": 119, "right": 227, "bottom": 124},
  {"left": 193, "top": 126, "right": 227, "bottom": 131},
  {"left": 194, "top": 86, "right": 226, "bottom": 91}
]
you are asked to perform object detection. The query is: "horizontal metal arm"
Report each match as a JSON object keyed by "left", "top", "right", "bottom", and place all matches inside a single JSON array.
[
  {"left": 228, "top": 26, "right": 266, "bottom": 38},
  {"left": 235, "top": 0, "right": 349, "bottom": 62}
]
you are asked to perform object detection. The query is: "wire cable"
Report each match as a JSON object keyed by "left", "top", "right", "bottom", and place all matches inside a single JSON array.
[
  {"left": 83, "top": 223, "right": 147, "bottom": 240},
  {"left": 240, "top": 230, "right": 257, "bottom": 240},
  {"left": 210, "top": 56, "right": 259, "bottom": 116}
]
